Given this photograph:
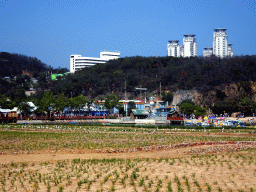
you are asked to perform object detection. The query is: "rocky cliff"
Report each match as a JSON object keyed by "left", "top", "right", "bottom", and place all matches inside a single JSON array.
[{"left": 171, "top": 81, "right": 256, "bottom": 107}]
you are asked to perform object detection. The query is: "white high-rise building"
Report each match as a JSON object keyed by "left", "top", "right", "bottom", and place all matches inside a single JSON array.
[
  {"left": 203, "top": 47, "right": 213, "bottom": 57},
  {"left": 167, "top": 40, "right": 181, "bottom": 57},
  {"left": 227, "top": 44, "right": 233, "bottom": 57},
  {"left": 70, "top": 51, "right": 120, "bottom": 73},
  {"left": 213, "top": 28, "right": 228, "bottom": 58},
  {"left": 183, "top": 34, "right": 197, "bottom": 57}
]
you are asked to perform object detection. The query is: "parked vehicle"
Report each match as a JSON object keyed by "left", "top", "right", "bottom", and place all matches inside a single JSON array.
[
  {"left": 184, "top": 120, "right": 194, "bottom": 126},
  {"left": 202, "top": 121, "right": 210, "bottom": 127},
  {"left": 222, "top": 120, "right": 233, "bottom": 127}
]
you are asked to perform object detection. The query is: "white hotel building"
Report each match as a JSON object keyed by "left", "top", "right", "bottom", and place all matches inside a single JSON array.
[{"left": 70, "top": 51, "right": 120, "bottom": 73}]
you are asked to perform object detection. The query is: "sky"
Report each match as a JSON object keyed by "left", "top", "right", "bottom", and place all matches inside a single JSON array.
[{"left": 0, "top": 0, "right": 255, "bottom": 70}]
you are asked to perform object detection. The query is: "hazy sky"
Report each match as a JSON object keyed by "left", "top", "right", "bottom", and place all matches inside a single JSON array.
[{"left": 0, "top": 0, "right": 255, "bottom": 70}]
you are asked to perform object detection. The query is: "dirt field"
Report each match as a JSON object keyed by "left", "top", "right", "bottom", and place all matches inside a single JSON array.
[{"left": 1, "top": 127, "right": 256, "bottom": 191}]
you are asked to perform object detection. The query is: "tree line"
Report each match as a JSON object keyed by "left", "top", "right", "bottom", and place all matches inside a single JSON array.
[{"left": 1, "top": 92, "right": 124, "bottom": 117}]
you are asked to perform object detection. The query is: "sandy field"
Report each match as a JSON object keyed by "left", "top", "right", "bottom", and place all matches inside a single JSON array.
[{"left": 0, "top": 127, "right": 256, "bottom": 191}]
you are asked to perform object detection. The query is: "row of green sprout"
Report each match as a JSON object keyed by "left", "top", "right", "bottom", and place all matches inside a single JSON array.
[
  {"left": 1, "top": 149, "right": 256, "bottom": 191},
  {"left": 0, "top": 129, "right": 256, "bottom": 152}
]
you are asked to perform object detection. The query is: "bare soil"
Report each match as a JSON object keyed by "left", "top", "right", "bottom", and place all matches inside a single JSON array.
[
  {"left": 0, "top": 142, "right": 255, "bottom": 164},
  {"left": 1, "top": 130, "right": 256, "bottom": 191},
  {"left": 0, "top": 130, "right": 256, "bottom": 164}
]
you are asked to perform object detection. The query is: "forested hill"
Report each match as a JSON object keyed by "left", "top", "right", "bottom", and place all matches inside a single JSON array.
[
  {"left": 0, "top": 52, "right": 68, "bottom": 102},
  {"left": 0, "top": 52, "right": 68, "bottom": 78},
  {"left": 51, "top": 55, "right": 256, "bottom": 100},
  {"left": 1, "top": 51, "right": 256, "bottom": 108}
]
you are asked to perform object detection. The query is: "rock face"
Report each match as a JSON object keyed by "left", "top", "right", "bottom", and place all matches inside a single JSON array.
[
  {"left": 171, "top": 82, "right": 256, "bottom": 108},
  {"left": 172, "top": 90, "right": 202, "bottom": 106}
]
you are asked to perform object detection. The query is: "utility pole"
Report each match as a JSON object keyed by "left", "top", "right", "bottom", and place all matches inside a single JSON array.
[
  {"left": 125, "top": 81, "right": 126, "bottom": 100},
  {"left": 125, "top": 81, "right": 127, "bottom": 117},
  {"left": 160, "top": 82, "right": 161, "bottom": 97},
  {"left": 135, "top": 87, "right": 147, "bottom": 103}
]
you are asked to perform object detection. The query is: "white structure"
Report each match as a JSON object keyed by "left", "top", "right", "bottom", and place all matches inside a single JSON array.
[
  {"left": 167, "top": 40, "right": 181, "bottom": 57},
  {"left": 213, "top": 28, "right": 228, "bottom": 58},
  {"left": 180, "top": 45, "right": 184, "bottom": 57},
  {"left": 70, "top": 51, "right": 120, "bottom": 73},
  {"left": 227, "top": 44, "right": 233, "bottom": 57},
  {"left": 203, "top": 47, "right": 213, "bottom": 57},
  {"left": 183, "top": 34, "right": 197, "bottom": 57}
]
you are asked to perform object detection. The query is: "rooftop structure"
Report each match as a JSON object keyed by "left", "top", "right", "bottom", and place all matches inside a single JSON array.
[
  {"left": 168, "top": 40, "right": 180, "bottom": 43},
  {"left": 183, "top": 34, "right": 196, "bottom": 37},
  {"left": 214, "top": 28, "right": 227, "bottom": 32}
]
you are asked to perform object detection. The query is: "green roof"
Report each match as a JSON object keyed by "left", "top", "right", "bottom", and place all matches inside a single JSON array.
[
  {"left": 51, "top": 74, "right": 63, "bottom": 80},
  {"left": 131, "top": 109, "right": 149, "bottom": 116}
]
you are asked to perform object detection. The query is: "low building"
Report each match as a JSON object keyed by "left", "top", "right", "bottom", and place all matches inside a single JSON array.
[
  {"left": 203, "top": 47, "right": 213, "bottom": 57},
  {"left": 227, "top": 44, "right": 233, "bottom": 57},
  {"left": 25, "top": 88, "right": 37, "bottom": 96},
  {"left": 119, "top": 100, "right": 145, "bottom": 113},
  {"left": 155, "top": 107, "right": 172, "bottom": 117},
  {"left": 130, "top": 109, "right": 149, "bottom": 119}
]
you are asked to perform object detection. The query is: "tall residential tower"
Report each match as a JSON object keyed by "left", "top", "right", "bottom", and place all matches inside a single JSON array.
[
  {"left": 167, "top": 34, "right": 197, "bottom": 57},
  {"left": 213, "top": 28, "right": 228, "bottom": 58},
  {"left": 183, "top": 34, "right": 197, "bottom": 57},
  {"left": 167, "top": 40, "right": 181, "bottom": 57}
]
